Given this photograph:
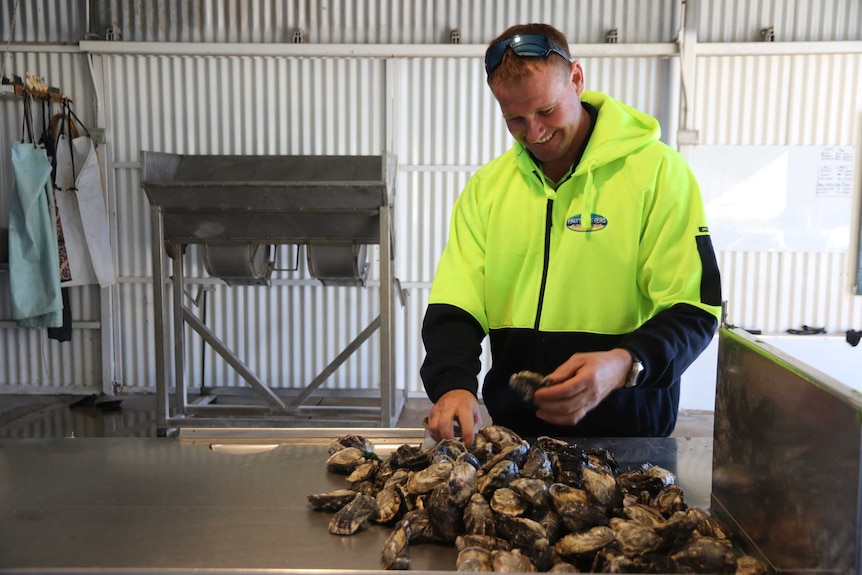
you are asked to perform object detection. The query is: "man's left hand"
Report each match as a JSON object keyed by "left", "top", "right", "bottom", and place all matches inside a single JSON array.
[{"left": 531, "top": 349, "right": 632, "bottom": 427}]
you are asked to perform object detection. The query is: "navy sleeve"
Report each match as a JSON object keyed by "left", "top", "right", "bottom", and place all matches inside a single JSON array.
[
  {"left": 620, "top": 303, "right": 718, "bottom": 389},
  {"left": 420, "top": 303, "right": 487, "bottom": 402}
]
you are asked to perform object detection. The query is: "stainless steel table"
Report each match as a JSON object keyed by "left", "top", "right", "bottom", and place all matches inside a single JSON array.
[{"left": 0, "top": 433, "right": 712, "bottom": 573}]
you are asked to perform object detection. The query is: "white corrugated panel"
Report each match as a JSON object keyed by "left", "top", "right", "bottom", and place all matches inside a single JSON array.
[
  {"left": 0, "top": 0, "right": 86, "bottom": 43},
  {"left": 86, "top": 0, "right": 678, "bottom": 44},
  {"left": 695, "top": 54, "right": 862, "bottom": 145},
  {"left": 698, "top": 0, "right": 862, "bottom": 42},
  {"left": 719, "top": 251, "right": 862, "bottom": 334}
]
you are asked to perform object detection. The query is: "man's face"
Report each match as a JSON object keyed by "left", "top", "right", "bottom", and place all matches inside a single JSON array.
[{"left": 491, "top": 60, "right": 585, "bottom": 170}]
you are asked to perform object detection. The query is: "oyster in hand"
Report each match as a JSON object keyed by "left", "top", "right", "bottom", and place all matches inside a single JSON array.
[{"left": 508, "top": 371, "right": 553, "bottom": 402}]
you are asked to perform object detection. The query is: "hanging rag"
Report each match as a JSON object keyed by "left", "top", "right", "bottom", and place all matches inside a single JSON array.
[
  {"left": 8, "top": 140, "right": 63, "bottom": 327},
  {"left": 41, "top": 100, "right": 71, "bottom": 283},
  {"left": 53, "top": 103, "right": 116, "bottom": 288}
]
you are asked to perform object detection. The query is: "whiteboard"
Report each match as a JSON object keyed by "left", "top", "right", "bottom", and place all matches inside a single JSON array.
[{"left": 689, "top": 145, "right": 855, "bottom": 252}]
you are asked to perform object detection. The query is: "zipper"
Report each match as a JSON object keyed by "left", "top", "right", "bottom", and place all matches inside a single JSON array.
[{"left": 534, "top": 198, "right": 554, "bottom": 331}]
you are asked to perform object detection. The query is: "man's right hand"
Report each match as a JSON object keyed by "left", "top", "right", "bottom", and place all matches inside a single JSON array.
[{"left": 426, "top": 389, "right": 482, "bottom": 447}]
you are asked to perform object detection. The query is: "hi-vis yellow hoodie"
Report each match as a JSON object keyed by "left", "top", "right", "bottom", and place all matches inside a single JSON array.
[{"left": 421, "top": 91, "right": 722, "bottom": 438}]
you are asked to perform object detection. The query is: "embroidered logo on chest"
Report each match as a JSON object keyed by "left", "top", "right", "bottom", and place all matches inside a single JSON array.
[{"left": 566, "top": 213, "right": 608, "bottom": 232}]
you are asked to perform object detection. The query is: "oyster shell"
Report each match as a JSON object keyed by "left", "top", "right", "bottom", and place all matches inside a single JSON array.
[
  {"left": 380, "top": 522, "right": 410, "bottom": 570},
  {"left": 644, "top": 464, "right": 676, "bottom": 486},
  {"left": 427, "top": 482, "right": 464, "bottom": 543},
  {"left": 477, "top": 459, "right": 519, "bottom": 498},
  {"left": 406, "top": 462, "right": 453, "bottom": 495},
  {"left": 463, "top": 492, "right": 496, "bottom": 536},
  {"left": 508, "top": 477, "right": 549, "bottom": 509},
  {"left": 374, "top": 485, "right": 404, "bottom": 525},
  {"left": 520, "top": 445, "right": 554, "bottom": 482},
  {"left": 325, "top": 446, "right": 366, "bottom": 474},
  {"left": 555, "top": 525, "right": 615, "bottom": 559},
  {"left": 327, "top": 434, "right": 374, "bottom": 455},
  {"left": 329, "top": 492, "right": 379, "bottom": 535},
  {"left": 491, "top": 549, "right": 536, "bottom": 573},
  {"left": 609, "top": 517, "right": 661, "bottom": 556},
  {"left": 490, "top": 487, "right": 528, "bottom": 517},
  {"left": 581, "top": 466, "right": 623, "bottom": 511},
  {"left": 508, "top": 370, "right": 552, "bottom": 402},
  {"left": 306, "top": 488, "right": 357, "bottom": 512},
  {"left": 670, "top": 536, "right": 736, "bottom": 573},
  {"left": 455, "top": 546, "right": 493, "bottom": 572},
  {"left": 449, "top": 460, "right": 478, "bottom": 507},
  {"left": 346, "top": 459, "right": 379, "bottom": 483}
]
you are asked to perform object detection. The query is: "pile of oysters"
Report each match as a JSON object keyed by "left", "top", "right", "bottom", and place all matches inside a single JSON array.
[{"left": 307, "top": 426, "right": 766, "bottom": 573}]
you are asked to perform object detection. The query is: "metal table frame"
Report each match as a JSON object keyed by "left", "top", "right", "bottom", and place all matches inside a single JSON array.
[{"left": 143, "top": 152, "right": 406, "bottom": 436}]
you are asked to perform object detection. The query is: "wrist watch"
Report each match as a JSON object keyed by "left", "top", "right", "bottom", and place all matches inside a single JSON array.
[{"left": 624, "top": 351, "right": 645, "bottom": 388}]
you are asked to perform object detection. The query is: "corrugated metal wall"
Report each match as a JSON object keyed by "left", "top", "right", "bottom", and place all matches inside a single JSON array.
[{"left": 1, "top": 0, "right": 861, "bottom": 400}]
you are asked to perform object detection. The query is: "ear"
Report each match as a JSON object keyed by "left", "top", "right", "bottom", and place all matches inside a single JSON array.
[{"left": 570, "top": 61, "right": 585, "bottom": 95}]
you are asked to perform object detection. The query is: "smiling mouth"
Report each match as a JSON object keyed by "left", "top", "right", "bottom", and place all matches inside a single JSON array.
[{"left": 533, "top": 131, "right": 555, "bottom": 145}]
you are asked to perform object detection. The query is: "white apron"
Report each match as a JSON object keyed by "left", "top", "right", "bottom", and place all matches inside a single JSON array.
[{"left": 53, "top": 135, "right": 116, "bottom": 288}]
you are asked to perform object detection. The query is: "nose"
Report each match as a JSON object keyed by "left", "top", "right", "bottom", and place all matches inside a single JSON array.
[{"left": 525, "top": 119, "right": 546, "bottom": 144}]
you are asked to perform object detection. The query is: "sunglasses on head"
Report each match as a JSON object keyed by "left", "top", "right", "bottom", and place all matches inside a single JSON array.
[{"left": 484, "top": 33, "right": 574, "bottom": 76}]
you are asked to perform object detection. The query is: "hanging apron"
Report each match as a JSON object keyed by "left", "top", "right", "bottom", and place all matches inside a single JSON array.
[
  {"left": 54, "top": 134, "right": 117, "bottom": 288},
  {"left": 8, "top": 141, "right": 63, "bottom": 327}
]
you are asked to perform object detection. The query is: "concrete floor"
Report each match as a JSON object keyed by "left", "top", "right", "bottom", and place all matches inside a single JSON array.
[{"left": 0, "top": 393, "right": 714, "bottom": 439}]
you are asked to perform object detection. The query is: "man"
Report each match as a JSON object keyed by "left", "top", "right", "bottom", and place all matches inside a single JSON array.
[{"left": 420, "top": 23, "right": 722, "bottom": 446}]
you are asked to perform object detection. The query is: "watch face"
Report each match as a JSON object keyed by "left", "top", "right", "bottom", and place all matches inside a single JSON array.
[{"left": 626, "top": 361, "right": 644, "bottom": 388}]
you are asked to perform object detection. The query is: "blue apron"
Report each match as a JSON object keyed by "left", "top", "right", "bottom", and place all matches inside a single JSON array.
[{"left": 8, "top": 141, "right": 62, "bottom": 327}]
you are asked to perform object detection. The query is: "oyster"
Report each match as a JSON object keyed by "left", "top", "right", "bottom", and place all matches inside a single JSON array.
[
  {"left": 530, "top": 506, "right": 563, "bottom": 544},
  {"left": 456, "top": 546, "right": 493, "bottom": 572},
  {"left": 508, "top": 477, "right": 549, "bottom": 509},
  {"left": 686, "top": 506, "right": 733, "bottom": 539},
  {"left": 325, "top": 446, "right": 366, "bottom": 474},
  {"left": 389, "top": 443, "right": 431, "bottom": 471},
  {"left": 555, "top": 525, "right": 615, "bottom": 559},
  {"left": 547, "top": 561, "right": 578, "bottom": 573},
  {"left": 670, "top": 536, "right": 736, "bottom": 573},
  {"left": 735, "top": 554, "right": 768, "bottom": 575},
  {"left": 328, "top": 434, "right": 374, "bottom": 455},
  {"left": 406, "top": 462, "right": 453, "bottom": 495},
  {"left": 490, "top": 487, "right": 528, "bottom": 517},
  {"left": 493, "top": 514, "right": 548, "bottom": 551},
  {"left": 375, "top": 485, "right": 404, "bottom": 524},
  {"left": 586, "top": 447, "right": 619, "bottom": 476},
  {"left": 616, "top": 469, "right": 665, "bottom": 498},
  {"left": 455, "top": 534, "right": 511, "bottom": 553},
  {"left": 491, "top": 549, "right": 536, "bottom": 573},
  {"left": 520, "top": 445, "right": 554, "bottom": 482},
  {"left": 479, "top": 440, "right": 531, "bottom": 473},
  {"left": 463, "top": 492, "right": 496, "bottom": 536},
  {"left": 329, "top": 492, "right": 379, "bottom": 535},
  {"left": 427, "top": 483, "right": 464, "bottom": 543},
  {"left": 644, "top": 464, "right": 676, "bottom": 486},
  {"left": 346, "top": 459, "right": 379, "bottom": 483},
  {"left": 478, "top": 425, "right": 524, "bottom": 453},
  {"left": 622, "top": 502, "right": 666, "bottom": 528},
  {"left": 435, "top": 438, "right": 469, "bottom": 461},
  {"left": 508, "top": 370, "right": 552, "bottom": 402},
  {"left": 477, "top": 459, "right": 519, "bottom": 498},
  {"left": 380, "top": 522, "right": 411, "bottom": 570},
  {"left": 449, "top": 460, "right": 478, "bottom": 507},
  {"left": 307, "top": 488, "right": 357, "bottom": 512},
  {"left": 401, "top": 508, "right": 438, "bottom": 542},
  {"left": 655, "top": 484, "right": 687, "bottom": 517},
  {"left": 609, "top": 517, "right": 662, "bottom": 556},
  {"left": 581, "top": 466, "right": 623, "bottom": 511}
]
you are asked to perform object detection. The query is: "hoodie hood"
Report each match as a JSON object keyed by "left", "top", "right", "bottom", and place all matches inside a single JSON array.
[{"left": 514, "top": 91, "right": 661, "bottom": 230}]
